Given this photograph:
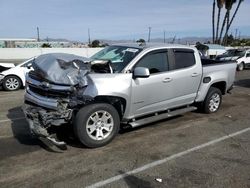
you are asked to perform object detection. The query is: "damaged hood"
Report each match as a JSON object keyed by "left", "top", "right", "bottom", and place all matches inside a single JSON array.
[
  {"left": 0, "top": 63, "right": 15, "bottom": 73},
  {"left": 32, "top": 53, "right": 90, "bottom": 85}
]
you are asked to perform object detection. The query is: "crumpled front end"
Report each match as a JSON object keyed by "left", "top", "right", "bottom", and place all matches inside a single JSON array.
[{"left": 23, "top": 53, "right": 94, "bottom": 148}]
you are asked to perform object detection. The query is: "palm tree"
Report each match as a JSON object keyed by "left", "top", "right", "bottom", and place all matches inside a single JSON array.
[
  {"left": 215, "top": 0, "right": 225, "bottom": 43},
  {"left": 223, "top": 0, "right": 236, "bottom": 45},
  {"left": 224, "top": 0, "right": 244, "bottom": 41},
  {"left": 212, "top": 0, "right": 216, "bottom": 43},
  {"left": 218, "top": 0, "right": 234, "bottom": 44}
]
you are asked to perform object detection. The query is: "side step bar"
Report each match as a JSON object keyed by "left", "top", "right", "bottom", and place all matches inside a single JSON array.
[{"left": 129, "top": 106, "right": 197, "bottom": 128}]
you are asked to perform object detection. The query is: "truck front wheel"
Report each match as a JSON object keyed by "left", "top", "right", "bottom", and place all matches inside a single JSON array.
[
  {"left": 74, "top": 103, "right": 120, "bottom": 148},
  {"left": 203, "top": 87, "right": 222, "bottom": 114}
]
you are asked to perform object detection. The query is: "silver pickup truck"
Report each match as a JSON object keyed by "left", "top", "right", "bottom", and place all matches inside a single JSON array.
[{"left": 23, "top": 44, "right": 236, "bottom": 148}]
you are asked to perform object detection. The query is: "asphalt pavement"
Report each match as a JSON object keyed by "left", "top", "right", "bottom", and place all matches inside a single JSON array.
[{"left": 0, "top": 70, "right": 250, "bottom": 188}]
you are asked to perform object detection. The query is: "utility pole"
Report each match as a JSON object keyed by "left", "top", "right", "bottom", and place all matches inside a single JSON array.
[
  {"left": 163, "top": 30, "right": 166, "bottom": 43},
  {"left": 88, "top": 28, "right": 91, "bottom": 45},
  {"left": 235, "top": 29, "right": 238, "bottom": 40},
  {"left": 171, "top": 35, "right": 176, "bottom": 44},
  {"left": 148, "top": 27, "right": 151, "bottom": 43},
  {"left": 37, "top": 27, "right": 40, "bottom": 42}
]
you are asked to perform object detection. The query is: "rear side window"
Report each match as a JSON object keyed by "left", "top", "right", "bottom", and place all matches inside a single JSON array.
[
  {"left": 135, "top": 52, "right": 168, "bottom": 74},
  {"left": 174, "top": 50, "right": 195, "bottom": 70}
]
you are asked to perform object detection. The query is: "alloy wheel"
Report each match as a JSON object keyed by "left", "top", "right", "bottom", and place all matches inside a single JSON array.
[
  {"left": 86, "top": 110, "right": 114, "bottom": 141},
  {"left": 208, "top": 93, "right": 221, "bottom": 112}
]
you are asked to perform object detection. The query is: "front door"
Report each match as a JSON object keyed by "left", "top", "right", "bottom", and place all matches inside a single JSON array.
[
  {"left": 129, "top": 48, "right": 201, "bottom": 118},
  {"left": 130, "top": 50, "right": 174, "bottom": 117}
]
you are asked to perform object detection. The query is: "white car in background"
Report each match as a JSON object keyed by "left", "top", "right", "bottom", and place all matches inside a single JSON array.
[
  {"left": 236, "top": 49, "right": 250, "bottom": 71},
  {"left": 0, "top": 58, "right": 34, "bottom": 91},
  {"left": 216, "top": 49, "right": 250, "bottom": 71}
]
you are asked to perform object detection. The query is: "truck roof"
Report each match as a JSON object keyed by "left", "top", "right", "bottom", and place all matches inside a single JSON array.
[{"left": 112, "top": 43, "right": 196, "bottom": 50}]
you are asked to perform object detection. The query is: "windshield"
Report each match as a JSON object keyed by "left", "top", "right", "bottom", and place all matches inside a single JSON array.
[
  {"left": 223, "top": 49, "right": 245, "bottom": 57},
  {"left": 234, "top": 50, "right": 245, "bottom": 57},
  {"left": 91, "top": 46, "right": 142, "bottom": 72}
]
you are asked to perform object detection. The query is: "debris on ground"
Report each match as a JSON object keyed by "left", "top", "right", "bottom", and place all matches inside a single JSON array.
[
  {"left": 155, "top": 178, "right": 163, "bottom": 183},
  {"left": 225, "top": 114, "right": 232, "bottom": 118}
]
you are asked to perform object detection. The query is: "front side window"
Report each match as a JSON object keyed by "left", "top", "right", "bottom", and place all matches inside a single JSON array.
[
  {"left": 246, "top": 53, "right": 250, "bottom": 57},
  {"left": 91, "top": 46, "right": 141, "bottom": 72},
  {"left": 174, "top": 50, "right": 195, "bottom": 70},
  {"left": 135, "top": 52, "right": 168, "bottom": 74}
]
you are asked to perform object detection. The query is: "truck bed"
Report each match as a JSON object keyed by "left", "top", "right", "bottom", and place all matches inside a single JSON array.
[
  {"left": 201, "top": 58, "right": 236, "bottom": 66},
  {"left": 194, "top": 58, "right": 237, "bottom": 102}
]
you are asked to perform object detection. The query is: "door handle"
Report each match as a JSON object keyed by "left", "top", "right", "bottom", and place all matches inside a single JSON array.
[
  {"left": 163, "top": 78, "right": 172, "bottom": 83},
  {"left": 191, "top": 73, "right": 199, "bottom": 77}
]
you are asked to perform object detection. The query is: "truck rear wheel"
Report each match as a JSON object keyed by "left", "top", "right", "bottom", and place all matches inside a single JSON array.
[
  {"left": 74, "top": 103, "right": 120, "bottom": 148},
  {"left": 203, "top": 87, "right": 222, "bottom": 114}
]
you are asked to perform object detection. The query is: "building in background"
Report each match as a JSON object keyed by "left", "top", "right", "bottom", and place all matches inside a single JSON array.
[
  {"left": 0, "top": 38, "right": 36, "bottom": 48},
  {"left": 0, "top": 38, "right": 87, "bottom": 48}
]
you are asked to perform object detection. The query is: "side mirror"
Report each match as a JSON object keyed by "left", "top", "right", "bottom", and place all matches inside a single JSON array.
[
  {"left": 27, "top": 63, "right": 32, "bottom": 69},
  {"left": 133, "top": 67, "right": 150, "bottom": 79}
]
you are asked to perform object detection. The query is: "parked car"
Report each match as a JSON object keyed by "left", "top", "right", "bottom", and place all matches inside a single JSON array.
[
  {"left": 0, "top": 58, "right": 34, "bottom": 91},
  {"left": 23, "top": 44, "right": 236, "bottom": 149},
  {"left": 236, "top": 49, "right": 250, "bottom": 71},
  {"left": 216, "top": 48, "right": 250, "bottom": 71}
]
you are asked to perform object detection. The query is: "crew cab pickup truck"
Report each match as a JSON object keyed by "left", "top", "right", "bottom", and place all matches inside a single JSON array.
[{"left": 23, "top": 44, "right": 236, "bottom": 149}]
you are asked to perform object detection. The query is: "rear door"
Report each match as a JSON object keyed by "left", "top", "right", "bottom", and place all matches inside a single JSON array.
[{"left": 166, "top": 48, "right": 202, "bottom": 106}]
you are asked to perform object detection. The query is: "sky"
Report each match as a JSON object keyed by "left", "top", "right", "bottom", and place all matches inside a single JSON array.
[{"left": 0, "top": 0, "right": 249, "bottom": 42}]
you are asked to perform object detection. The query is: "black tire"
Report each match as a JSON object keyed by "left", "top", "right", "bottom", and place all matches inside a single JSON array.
[
  {"left": 203, "top": 87, "right": 222, "bottom": 114},
  {"left": 74, "top": 103, "right": 120, "bottom": 148},
  {"left": 3, "top": 76, "right": 22, "bottom": 91},
  {"left": 237, "top": 62, "right": 244, "bottom": 71}
]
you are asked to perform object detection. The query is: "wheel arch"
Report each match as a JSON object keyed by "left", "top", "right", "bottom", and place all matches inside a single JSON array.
[
  {"left": 210, "top": 81, "right": 226, "bottom": 95},
  {"left": 93, "top": 96, "right": 127, "bottom": 120}
]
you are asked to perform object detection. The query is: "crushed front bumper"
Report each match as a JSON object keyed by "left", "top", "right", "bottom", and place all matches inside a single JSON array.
[
  {"left": 23, "top": 103, "right": 73, "bottom": 149},
  {"left": 23, "top": 104, "right": 73, "bottom": 136},
  {"left": 23, "top": 84, "right": 74, "bottom": 147},
  {"left": 23, "top": 75, "right": 91, "bottom": 148}
]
